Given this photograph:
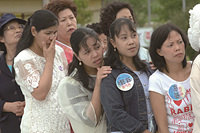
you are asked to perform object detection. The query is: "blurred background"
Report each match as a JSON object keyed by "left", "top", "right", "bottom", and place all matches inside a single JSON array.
[{"left": 0, "top": 0, "right": 199, "bottom": 60}]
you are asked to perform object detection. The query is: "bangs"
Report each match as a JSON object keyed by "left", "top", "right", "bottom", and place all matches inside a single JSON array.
[
  {"left": 110, "top": 18, "right": 136, "bottom": 39},
  {"left": 79, "top": 35, "right": 99, "bottom": 50}
]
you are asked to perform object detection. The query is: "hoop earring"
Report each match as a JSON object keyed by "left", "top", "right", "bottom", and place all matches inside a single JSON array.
[{"left": 79, "top": 61, "right": 82, "bottom": 66}]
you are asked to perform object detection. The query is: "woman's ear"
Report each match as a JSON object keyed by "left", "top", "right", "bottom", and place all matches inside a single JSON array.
[
  {"left": 0, "top": 36, "right": 5, "bottom": 43},
  {"left": 31, "top": 26, "right": 37, "bottom": 36},
  {"left": 110, "top": 38, "right": 116, "bottom": 49},
  {"left": 74, "top": 53, "right": 81, "bottom": 61},
  {"left": 157, "top": 49, "right": 163, "bottom": 56}
]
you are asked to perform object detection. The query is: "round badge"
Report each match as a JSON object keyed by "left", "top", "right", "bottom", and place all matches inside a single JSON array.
[
  {"left": 168, "top": 84, "right": 186, "bottom": 101},
  {"left": 59, "top": 66, "right": 63, "bottom": 71},
  {"left": 116, "top": 73, "right": 134, "bottom": 91}
]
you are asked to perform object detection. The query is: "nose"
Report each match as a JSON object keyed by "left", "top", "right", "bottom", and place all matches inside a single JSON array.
[
  {"left": 128, "top": 37, "right": 134, "bottom": 45},
  {"left": 175, "top": 43, "right": 181, "bottom": 51},
  {"left": 66, "top": 19, "right": 72, "bottom": 26},
  {"left": 15, "top": 27, "right": 23, "bottom": 32},
  {"left": 49, "top": 33, "right": 57, "bottom": 40},
  {"left": 92, "top": 50, "right": 98, "bottom": 58}
]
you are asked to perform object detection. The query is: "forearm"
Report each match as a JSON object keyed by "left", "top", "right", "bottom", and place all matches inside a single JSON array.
[
  {"left": 150, "top": 92, "right": 169, "bottom": 133},
  {"left": 31, "top": 60, "right": 54, "bottom": 100},
  {"left": 90, "top": 81, "right": 102, "bottom": 122}
]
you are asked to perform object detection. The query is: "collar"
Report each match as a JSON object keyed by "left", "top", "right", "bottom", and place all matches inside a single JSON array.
[
  {"left": 115, "top": 61, "right": 135, "bottom": 73},
  {"left": 0, "top": 52, "right": 14, "bottom": 78},
  {"left": 56, "top": 40, "right": 72, "bottom": 50}
]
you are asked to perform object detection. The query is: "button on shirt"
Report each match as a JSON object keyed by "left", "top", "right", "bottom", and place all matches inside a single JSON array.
[{"left": 134, "top": 71, "right": 153, "bottom": 131}]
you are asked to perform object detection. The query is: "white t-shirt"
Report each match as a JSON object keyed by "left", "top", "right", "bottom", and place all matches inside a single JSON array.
[
  {"left": 138, "top": 46, "right": 151, "bottom": 62},
  {"left": 14, "top": 46, "right": 70, "bottom": 133},
  {"left": 149, "top": 70, "right": 194, "bottom": 133}
]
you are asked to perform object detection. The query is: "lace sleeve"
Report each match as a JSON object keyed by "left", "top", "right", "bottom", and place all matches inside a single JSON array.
[
  {"left": 57, "top": 76, "right": 97, "bottom": 127},
  {"left": 14, "top": 59, "right": 41, "bottom": 93}
]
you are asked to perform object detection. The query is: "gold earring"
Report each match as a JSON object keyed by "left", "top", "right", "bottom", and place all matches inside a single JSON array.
[{"left": 79, "top": 61, "right": 82, "bottom": 66}]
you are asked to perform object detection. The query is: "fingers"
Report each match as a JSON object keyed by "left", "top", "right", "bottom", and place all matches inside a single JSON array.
[
  {"left": 99, "top": 66, "right": 112, "bottom": 71},
  {"left": 150, "top": 64, "right": 156, "bottom": 70},
  {"left": 97, "top": 66, "right": 112, "bottom": 80},
  {"left": 12, "top": 101, "right": 25, "bottom": 116},
  {"left": 16, "top": 110, "right": 24, "bottom": 116},
  {"left": 49, "top": 36, "right": 56, "bottom": 49},
  {"left": 42, "top": 41, "right": 47, "bottom": 51}
]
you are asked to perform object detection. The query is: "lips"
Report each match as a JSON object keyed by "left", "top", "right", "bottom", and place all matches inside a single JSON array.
[
  {"left": 174, "top": 53, "right": 183, "bottom": 57},
  {"left": 15, "top": 33, "right": 22, "bottom": 38},
  {"left": 68, "top": 28, "right": 75, "bottom": 32},
  {"left": 93, "top": 58, "right": 102, "bottom": 64},
  {"left": 128, "top": 47, "right": 136, "bottom": 52}
]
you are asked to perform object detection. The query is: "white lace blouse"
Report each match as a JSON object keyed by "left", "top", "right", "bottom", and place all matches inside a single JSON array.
[
  {"left": 14, "top": 46, "right": 71, "bottom": 133},
  {"left": 57, "top": 68, "right": 107, "bottom": 133}
]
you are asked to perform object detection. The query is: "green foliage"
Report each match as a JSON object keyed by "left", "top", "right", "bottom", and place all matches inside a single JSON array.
[
  {"left": 152, "top": 0, "right": 199, "bottom": 60},
  {"left": 74, "top": 0, "right": 92, "bottom": 26}
]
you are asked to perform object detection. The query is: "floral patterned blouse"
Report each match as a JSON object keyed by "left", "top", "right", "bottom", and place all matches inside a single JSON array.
[{"left": 14, "top": 46, "right": 70, "bottom": 133}]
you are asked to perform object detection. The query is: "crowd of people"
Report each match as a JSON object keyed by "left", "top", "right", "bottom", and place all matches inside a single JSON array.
[{"left": 0, "top": 0, "right": 200, "bottom": 133}]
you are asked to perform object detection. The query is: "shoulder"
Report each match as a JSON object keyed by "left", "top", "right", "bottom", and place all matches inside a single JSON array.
[
  {"left": 59, "top": 76, "right": 79, "bottom": 87},
  {"left": 55, "top": 45, "right": 64, "bottom": 54},
  {"left": 0, "top": 53, "right": 5, "bottom": 65},
  {"left": 192, "top": 54, "right": 200, "bottom": 65},
  {"left": 14, "top": 49, "right": 32, "bottom": 62},
  {"left": 149, "top": 70, "right": 163, "bottom": 81},
  {"left": 58, "top": 75, "right": 82, "bottom": 92},
  {"left": 140, "top": 46, "right": 148, "bottom": 53}
]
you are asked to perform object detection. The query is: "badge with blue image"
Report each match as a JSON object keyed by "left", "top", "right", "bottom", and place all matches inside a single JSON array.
[
  {"left": 168, "top": 84, "right": 186, "bottom": 101},
  {"left": 116, "top": 73, "right": 134, "bottom": 91}
]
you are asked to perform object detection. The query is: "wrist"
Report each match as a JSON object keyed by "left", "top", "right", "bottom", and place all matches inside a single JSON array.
[{"left": 3, "top": 102, "right": 11, "bottom": 112}]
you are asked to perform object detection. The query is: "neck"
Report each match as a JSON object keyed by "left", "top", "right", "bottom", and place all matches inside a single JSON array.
[
  {"left": 29, "top": 43, "right": 44, "bottom": 57},
  {"left": 5, "top": 45, "right": 16, "bottom": 65},
  {"left": 164, "top": 62, "right": 190, "bottom": 81},
  {"left": 121, "top": 58, "right": 137, "bottom": 71},
  {"left": 84, "top": 66, "right": 97, "bottom": 75},
  {"left": 165, "top": 62, "right": 183, "bottom": 74},
  {"left": 57, "top": 36, "right": 71, "bottom": 47}
]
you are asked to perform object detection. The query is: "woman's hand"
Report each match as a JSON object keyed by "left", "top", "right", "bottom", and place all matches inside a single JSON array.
[
  {"left": 43, "top": 36, "right": 56, "bottom": 62},
  {"left": 3, "top": 101, "right": 25, "bottom": 116},
  {"left": 96, "top": 66, "right": 112, "bottom": 84},
  {"left": 149, "top": 61, "right": 157, "bottom": 70}
]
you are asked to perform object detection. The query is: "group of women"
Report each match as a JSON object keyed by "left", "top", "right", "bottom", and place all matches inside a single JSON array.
[{"left": 0, "top": 0, "right": 200, "bottom": 133}]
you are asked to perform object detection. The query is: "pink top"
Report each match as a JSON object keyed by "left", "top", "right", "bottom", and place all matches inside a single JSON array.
[{"left": 56, "top": 40, "right": 73, "bottom": 63}]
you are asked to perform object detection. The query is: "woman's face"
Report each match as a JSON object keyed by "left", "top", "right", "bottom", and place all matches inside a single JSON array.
[
  {"left": 0, "top": 21, "right": 24, "bottom": 48},
  {"left": 57, "top": 8, "right": 77, "bottom": 45},
  {"left": 111, "top": 25, "right": 139, "bottom": 61},
  {"left": 98, "top": 33, "right": 107, "bottom": 52},
  {"left": 157, "top": 30, "right": 185, "bottom": 65},
  {"left": 32, "top": 25, "right": 58, "bottom": 52},
  {"left": 116, "top": 8, "right": 134, "bottom": 22},
  {"left": 77, "top": 37, "right": 103, "bottom": 70}
]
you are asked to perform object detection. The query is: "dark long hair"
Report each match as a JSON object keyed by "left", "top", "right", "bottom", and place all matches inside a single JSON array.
[
  {"left": 149, "top": 23, "right": 188, "bottom": 72},
  {"left": 104, "top": 18, "right": 146, "bottom": 71},
  {"left": 15, "top": 10, "right": 59, "bottom": 57},
  {"left": 69, "top": 27, "right": 99, "bottom": 91}
]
